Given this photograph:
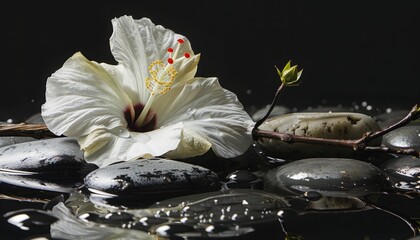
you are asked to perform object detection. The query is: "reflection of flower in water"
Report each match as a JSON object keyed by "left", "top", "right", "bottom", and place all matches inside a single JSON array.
[
  {"left": 41, "top": 15, "right": 253, "bottom": 167},
  {"left": 48, "top": 189, "right": 287, "bottom": 239},
  {"left": 50, "top": 202, "right": 153, "bottom": 240}
]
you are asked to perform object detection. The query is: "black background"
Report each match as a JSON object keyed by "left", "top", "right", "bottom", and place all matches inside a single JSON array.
[{"left": 2, "top": 1, "right": 419, "bottom": 122}]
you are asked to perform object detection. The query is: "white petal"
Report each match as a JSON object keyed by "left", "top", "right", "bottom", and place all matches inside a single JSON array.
[
  {"left": 78, "top": 123, "right": 183, "bottom": 167},
  {"left": 164, "top": 128, "right": 212, "bottom": 159},
  {"left": 41, "top": 52, "right": 132, "bottom": 137},
  {"left": 154, "top": 77, "right": 254, "bottom": 159},
  {"left": 109, "top": 16, "right": 198, "bottom": 103}
]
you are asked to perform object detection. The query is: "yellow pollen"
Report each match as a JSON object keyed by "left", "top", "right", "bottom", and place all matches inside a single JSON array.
[{"left": 145, "top": 60, "right": 177, "bottom": 95}]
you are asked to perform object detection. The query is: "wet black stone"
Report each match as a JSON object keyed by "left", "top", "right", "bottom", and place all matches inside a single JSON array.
[
  {"left": 381, "top": 156, "right": 420, "bottom": 181},
  {"left": 0, "top": 137, "right": 96, "bottom": 173},
  {"left": 84, "top": 158, "right": 221, "bottom": 200},
  {"left": 382, "top": 125, "right": 420, "bottom": 151},
  {"left": 380, "top": 155, "right": 420, "bottom": 192},
  {"left": 263, "top": 158, "right": 391, "bottom": 197}
]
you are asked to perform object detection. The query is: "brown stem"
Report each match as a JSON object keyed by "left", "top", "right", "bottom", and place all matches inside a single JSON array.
[
  {"left": 367, "top": 104, "right": 419, "bottom": 140},
  {"left": 254, "top": 83, "right": 286, "bottom": 130},
  {"left": 0, "top": 123, "right": 58, "bottom": 139},
  {"left": 253, "top": 104, "right": 420, "bottom": 158}
]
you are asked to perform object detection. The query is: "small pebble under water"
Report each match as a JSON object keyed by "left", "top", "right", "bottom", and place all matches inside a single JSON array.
[{"left": 1, "top": 103, "right": 420, "bottom": 240}]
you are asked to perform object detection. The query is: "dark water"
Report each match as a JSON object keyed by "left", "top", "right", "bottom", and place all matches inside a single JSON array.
[{"left": 1, "top": 103, "right": 419, "bottom": 240}]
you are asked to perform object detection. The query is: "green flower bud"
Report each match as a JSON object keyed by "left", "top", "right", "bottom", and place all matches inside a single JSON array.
[{"left": 275, "top": 60, "right": 303, "bottom": 85}]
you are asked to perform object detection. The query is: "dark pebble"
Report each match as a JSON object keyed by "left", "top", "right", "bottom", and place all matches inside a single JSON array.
[
  {"left": 382, "top": 125, "right": 420, "bottom": 151},
  {"left": 381, "top": 155, "right": 420, "bottom": 192},
  {"left": 263, "top": 158, "right": 391, "bottom": 197},
  {"left": 84, "top": 158, "right": 221, "bottom": 200},
  {"left": 0, "top": 137, "right": 96, "bottom": 174}
]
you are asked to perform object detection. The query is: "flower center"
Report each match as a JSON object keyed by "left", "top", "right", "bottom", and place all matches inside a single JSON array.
[
  {"left": 124, "top": 103, "right": 157, "bottom": 132},
  {"left": 135, "top": 38, "right": 191, "bottom": 128}
]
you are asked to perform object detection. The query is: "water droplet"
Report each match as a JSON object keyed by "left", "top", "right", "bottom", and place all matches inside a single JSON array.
[
  {"left": 366, "top": 105, "right": 372, "bottom": 111},
  {"left": 7, "top": 214, "right": 30, "bottom": 230},
  {"left": 246, "top": 89, "right": 252, "bottom": 94},
  {"left": 30, "top": 99, "right": 35, "bottom": 103},
  {"left": 6, "top": 119, "right": 13, "bottom": 123},
  {"left": 205, "top": 225, "right": 215, "bottom": 232},
  {"left": 362, "top": 101, "right": 368, "bottom": 107},
  {"left": 155, "top": 225, "right": 171, "bottom": 236},
  {"left": 386, "top": 108, "right": 392, "bottom": 113}
]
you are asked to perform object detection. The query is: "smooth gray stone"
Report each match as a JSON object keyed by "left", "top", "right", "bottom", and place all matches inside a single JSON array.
[
  {"left": 382, "top": 125, "right": 420, "bottom": 151},
  {"left": 258, "top": 112, "right": 382, "bottom": 159},
  {"left": 0, "top": 137, "right": 89, "bottom": 172},
  {"left": 84, "top": 158, "right": 221, "bottom": 197},
  {"left": 0, "top": 136, "right": 37, "bottom": 148},
  {"left": 263, "top": 158, "right": 391, "bottom": 197}
]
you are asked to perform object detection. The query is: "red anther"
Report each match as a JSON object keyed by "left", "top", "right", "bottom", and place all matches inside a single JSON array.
[
  {"left": 184, "top": 52, "right": 190, "bottom": 58},
  {"left": 177, "top": 39, "right": 185, "bottom": 44},
  {"left": 167, "top": 58, "right": 174, "bottom": 64},
  {"left": 167, "top": 48, "right": 174, "bottom": 53}
]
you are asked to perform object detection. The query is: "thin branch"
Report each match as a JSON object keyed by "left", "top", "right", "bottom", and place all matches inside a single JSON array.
[
  {"left": 254, "top": 83, "right": 286, "bottom": 129},
  {"left": 367, "top": 104, "right": 419, "bottom": 140},
  {"left": 0, "top": 123, "right": 57, "bottom": 139},
  {"left": 253, "top": 104, "right": 420, "bottom": 158}
]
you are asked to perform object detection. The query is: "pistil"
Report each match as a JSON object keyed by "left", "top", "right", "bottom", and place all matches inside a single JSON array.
[{"left": 135, "top": 39, "right": 191, "bottom": 129}]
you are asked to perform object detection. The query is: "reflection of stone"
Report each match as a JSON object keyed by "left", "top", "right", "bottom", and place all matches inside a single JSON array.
[
  {"left": 0, "top": 172, "right": 78, "bottom": 193},
  {"left": 263, "top": 158, "right": 391, "bottom": 197},
  {"left": 258, "top": 112, "right": 381, "bottom": 159},
  {"left": 50, "top": 202, "right": 152, "bottom": 240}
]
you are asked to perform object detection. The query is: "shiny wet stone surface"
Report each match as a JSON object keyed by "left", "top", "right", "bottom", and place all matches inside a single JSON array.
[
  {"left": 263, "top": 158, "right": 392, "bottom": 197},
  {"left": 382, "top": 125, "right": 420, "bottom": 151},
  {"left": 0, "top": 137, "right": 95, "bottom": 173},
  {"left": 83, "top": 158, "right": 221, "bottom": 206}
]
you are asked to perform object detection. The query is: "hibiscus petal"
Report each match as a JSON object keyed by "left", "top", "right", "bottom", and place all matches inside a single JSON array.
[
  {"left": 41, "top": 52, "right": 132, "bottom": 137},
  {"left": 109, "top": 16, "right": 198, "bottom": 103},
  {"left": 78, "top": 123, "right": 183, "bottom": 167},
  {"left": 155, "top": 77, "right": 254, "bottom": 159}
]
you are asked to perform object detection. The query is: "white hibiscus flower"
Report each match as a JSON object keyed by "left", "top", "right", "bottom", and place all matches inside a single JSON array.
[{"left": 41, "top": 16, "right": 254, "bottom": 167}]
